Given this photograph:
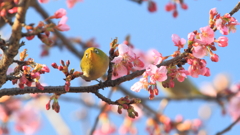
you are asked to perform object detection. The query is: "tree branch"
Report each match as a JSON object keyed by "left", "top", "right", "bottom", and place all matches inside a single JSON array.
[
  {"left": 30, "top": 0, "right": 83, "bottom": 59},
  {"left": 216, "top": 115, "right": 240, "bottom": 135},
  {"left": 229, "top": 2, "right": 240, "bottom": 16},
  {"left": 0, "top": 0, "right": 31, "bottom": 88},
  {"left": 0, "top": 55, "right": 188, "bottom": 97}
]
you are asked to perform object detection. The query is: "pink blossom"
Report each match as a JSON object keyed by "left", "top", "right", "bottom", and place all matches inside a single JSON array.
[
  {"left": 66, "top": 0, "right": 82, "bottom": 8},
  {"left": 145, "top": 64, "right": 157, "bottom": 76},
  {"left": 228, "top": 17, "right": 240, "bottom": 33},
  {"left": 149, "top": 66, "right": 168, "bottom": 84},
  {"left": 38, "top": 0, "right": 49, "bottom": 3},
  {"left": 131, "top": 78, "right": 148, "bottom": 92},
  {"left": 176, "top": 69, "right": 189, "bottom": 82},
  {"left": 147, "top": 49, "right": 163, "bottom": 65},
  {"left": 0, "top": 9, "right": 6, "bottom": 17},
  {"left": 173, "top": 10, "right": 178, "bottom": 18},
  {"left": 56, "top": 16, "right": 70, "bottom": 31},
  {"left": 118, "top": 44, "right": 135, "bottom": 61},
  {"left": 165, "top": 2, "right": 175, "bottom": 12},
  {"left": 181, "top": 3, "right": 188, "bottom": 10},
  {"left": 111, "top": 57, "right": 128, "bottom": 80},
  {"left": 171, "top": 34, "right": 186, "bottom": 48},
  {"left": 216, "top": 36, "right": 228, "bottom": 47},
  {"left": 228, "top": 93, "right": 240, "bottom": 121},
  {"left": 204, "top": 67, "right": 211, "bottom": 76},
  {"left": 13, "top": 105, "right": 41, "bottom": 135},
  {"left": 8, "top": 7, "right": 18, "bottom": 14},
  {"left": 31, "top": 72, "right": 40, "bottom": 79},
  {"left": 188, "top": 32, "right": 195, "bottom": 41},
  {"left": 199, "top": 26, "right": 214, "bottom": 44},
  {"left": 220, "top": 25, "right": 229, "bottom": 35},
  {"left": 215, "top": 18, "right": 222, "bottom": 28},
  {"left": 19, "top": 74, "right": 27, "bottom": 86},
  {"left": 210, "top": 53, "right": 219, "bottom": 62},
  {"left": 41, "top": 64, "right": 50, "bottom": 72},
  {"left": 53, "top": 8, "right": 66, "bottom": 19},
  {"left": 148, "top": 1, "right": 157, "bottom": 13},
  {"left": 192, "top": 45, "right": 208, "bottom": 58},
  {"left": 36, "top": 82, "right": 44, "bottom": 90},
  {"left": 215, "top": 19, "right": 229, "bottom": 35},
  {"left": 209, "top": 8, "right": 218, "bottom": 19},
  {"left": 133, "top": 57, "right": 144, "bottom": 69},
  {"left": 188, "top": 59, "right": 208, "bottom": 78}
]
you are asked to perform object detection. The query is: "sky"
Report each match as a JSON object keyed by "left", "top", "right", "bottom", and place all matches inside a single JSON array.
[{"left": 2, "top": 0, "right": 240, "bottom": 135}]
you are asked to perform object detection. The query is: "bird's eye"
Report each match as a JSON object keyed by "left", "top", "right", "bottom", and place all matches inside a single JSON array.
[
  {"left": 85, "top": 53, "right": 88, "bottom": 58},
  {"left": 94, "top": 49, "right": 99, "bottom": 54}
]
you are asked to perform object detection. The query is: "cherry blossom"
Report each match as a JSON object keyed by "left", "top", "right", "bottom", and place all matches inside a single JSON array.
[
  {"left": 55, "top": 16, "right": 70, "bottom": 31},
  {"left": 52, "top": 8, "right": 67, "bottom": 19},
  {"left": 198, "top": 26, "right": 214, "bottom": 44},
  {"left": 66, "top": 0, "right": 83, "bottom": 8},
  {"left": 172, "top": 34, "right": 186, "bottom": 48},
  {"left": 215, "top": 36, "right": 228, "bottom": 47}
]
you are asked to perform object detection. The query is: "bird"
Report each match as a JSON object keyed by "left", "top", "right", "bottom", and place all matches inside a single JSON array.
[
  {"left": 80, "top": 47, "right": 109, "bottom": 82},
  {"left": 159, "top": 78, "right": 204, "bottom": 99}
]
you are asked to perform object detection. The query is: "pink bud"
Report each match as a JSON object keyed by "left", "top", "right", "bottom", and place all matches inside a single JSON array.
[
  {"left": 41, "top": 65, "right": 50, "bottom": 73},
  {"left": 210, "top": 53, "right": 219, "bottom": 62},
  {"left": 58, "top": 66, "right": 63, "bottom": 71},
  {"left": 188, "top": 32, "right": 195, "bottom": 41},
  {"left": 148, "top": 1, "right": 157, "bottom": 13},
  {"left": 36, "top": 82, "right": 44, "bottom": 90},
  {"left": 46, "top": 102, "right": 50, "bottom": 110},
  {"left": 38, "top": 0, "right": 49, "bottom": 3},
  {"left": 173, "top": 10, "right": 178, "bottom": 18},
  {"left": 8, "top": 7, "right": 18, "bottom": 14},
  {"left": 51, "top": 63, "right": 58, "bottom": 69},
  {"left": 53, "top": 8, "right": 66, "bottom": 19},
  {"left": 165, "top": 2, "right": 175, "bottom": 12},
  {"left": 181, "top": 3, "right": 188, "bottom": 10},
  {"left": 216, "top": 36, "right": 228, "bottom": 47},
  {"left": 204, "top": 67, "right": 211, "bottom": 77}
]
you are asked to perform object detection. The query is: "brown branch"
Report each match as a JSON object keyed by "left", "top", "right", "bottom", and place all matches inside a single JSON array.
[
  {"left": 0, "top": 55, "right": 186, "bottom": 97},
  {"left": 229, "top": 2, "right": 240, "bottom": 16},
  {"left": 216, "top": 115, "right": 240, "bottom": 135},
  {"left": 6, "top": 75, "right": 21, "bottom": 81},
  {"left": 90, "top": 90, "right": 114, "bottom": 135},
  {"left": 2, "top": 16, "right": 13, "bottom": 26},
  {"left": 0, "top": 0, "right": 31, "bottom": 88},
  {"left": 30, "top": 0, "right": 83, "bottom": 59},
  {"left": 0, "top": 13, "right": 15, "bottom": 28}
]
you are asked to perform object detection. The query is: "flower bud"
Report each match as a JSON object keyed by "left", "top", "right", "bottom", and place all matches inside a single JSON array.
[{"left": 51, "top": 63, "right": 58, "bottom": 69}]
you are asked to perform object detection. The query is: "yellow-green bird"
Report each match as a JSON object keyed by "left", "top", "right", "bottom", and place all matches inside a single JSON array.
[
  {"left": 159, "top": 78, "right": 204, "bottom": 99},
  {"left": 80, "top": 47, "right": 109, "bottom": 82}
]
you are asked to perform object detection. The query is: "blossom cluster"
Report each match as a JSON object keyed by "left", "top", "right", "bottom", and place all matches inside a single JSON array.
[
  {"left": 52, "top": 60, "right": 83, "bottom": 91},
  {"left": 111, "top": 43, "right": 145, "bottom": 80},
  {"left": 25, "top": 8, "right": 70, "bottom": 45},
  {"left": 0, "top": 0, "right": 18, "bottom": 17},
  {"left": 11, "top": 49, "right": 50, "bottom": 90},
  {"left": 165, "top": 1, "right": 188, "bottom": 18},
  {"left": 129, "top": 8, "right": 239, "bottom": 99},
  {"left": 0, "top": 97, "right": 41, "bottom": 135},
  {"left": 146, "top": 115, "right": 202, "bottom": 134}
]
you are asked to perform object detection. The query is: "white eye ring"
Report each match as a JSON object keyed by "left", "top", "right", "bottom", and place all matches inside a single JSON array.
[
  {"left": 85, "top": 53, "right": 88, "bottom": 58},
  {"left": 94, "top": 49, "right": 99, "bottom": 54}
]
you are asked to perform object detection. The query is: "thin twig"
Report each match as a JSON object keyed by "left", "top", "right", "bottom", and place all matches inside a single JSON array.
[
  {"left": 30, "top": 0, "right": 83, "bottom": 58},
  {"left": 90, "top": 90, "right": 114, "bottom": 135},
  {"left": 216, "top": 115, "right": 240, "bottom": 135},
  {"left": 229, "top": 2, "right": 240, "bottom": 16}
]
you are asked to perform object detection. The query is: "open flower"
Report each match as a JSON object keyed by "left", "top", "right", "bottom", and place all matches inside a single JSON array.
[{"left": 55, "top": 16, "right": 70, "bottom": 31}]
